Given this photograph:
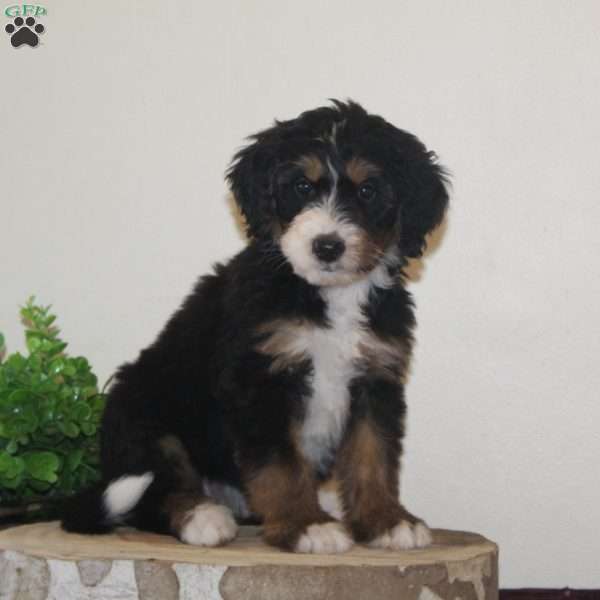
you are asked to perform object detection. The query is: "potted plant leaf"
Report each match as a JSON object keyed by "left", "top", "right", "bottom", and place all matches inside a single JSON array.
[{"left": 0, "top": 298, "right": 105, "bottom": 522}]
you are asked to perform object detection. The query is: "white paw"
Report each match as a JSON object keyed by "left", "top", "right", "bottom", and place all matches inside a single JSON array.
[
  {"left": 369, "top": 521, "right": 432, "bottom": 550},
  {"left": 295, "top": 522, "right": 353, "bottom": 554},
  {"left": 180, "top": 503, "right": 238, "bottom": 546}
]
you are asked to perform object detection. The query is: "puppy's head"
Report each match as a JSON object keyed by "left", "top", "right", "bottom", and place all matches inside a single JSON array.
[{"left": 227, "top": 100, "right": 448, "bottom": 286}]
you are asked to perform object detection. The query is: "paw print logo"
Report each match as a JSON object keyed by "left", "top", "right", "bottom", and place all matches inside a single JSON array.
[{"left": 5, "top": 16, "right": 45, "bottom": 48}]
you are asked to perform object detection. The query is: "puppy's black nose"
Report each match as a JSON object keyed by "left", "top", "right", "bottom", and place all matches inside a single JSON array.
[{"left": 312, "top": 234, "right": 345, "bottom": 263}]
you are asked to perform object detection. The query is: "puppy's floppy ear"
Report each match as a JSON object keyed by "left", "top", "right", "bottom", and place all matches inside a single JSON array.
[
  {"left": 399, "top": 152, "right": 449, "bottom": 258},
  {"left": 226, "top": 136, "right": 278, "bottom": 240}
]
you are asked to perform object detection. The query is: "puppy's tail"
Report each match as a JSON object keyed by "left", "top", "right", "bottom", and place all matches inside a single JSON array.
[
  {"left": 61, "top": 472, "right": 154, "bottom": 534},
  {"left": 61, "top": 482, "right": 113, "bottom": 534}
]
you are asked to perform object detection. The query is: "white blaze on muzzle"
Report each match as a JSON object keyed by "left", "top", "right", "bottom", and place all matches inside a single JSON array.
[{"left": 280, "top": 196, "right": 367, "bottom": 287}]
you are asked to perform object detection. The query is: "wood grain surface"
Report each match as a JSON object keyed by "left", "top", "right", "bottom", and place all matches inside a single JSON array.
[{"left": 0, "top": 521, "right": 496, "bottom": 567}]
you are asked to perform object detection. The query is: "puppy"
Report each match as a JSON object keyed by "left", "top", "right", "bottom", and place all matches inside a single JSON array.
[{"left": 62, "top": 100, "right": 449, "bottom": 553}]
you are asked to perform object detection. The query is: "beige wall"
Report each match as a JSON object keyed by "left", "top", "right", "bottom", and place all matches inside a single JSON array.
[{"left": 1, "top": 0, "right": 599, "bottom": 587}]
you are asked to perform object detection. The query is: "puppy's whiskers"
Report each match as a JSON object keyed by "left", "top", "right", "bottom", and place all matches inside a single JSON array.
[{"left": 260, "top": 242, "right": 289, "bottom": 272}]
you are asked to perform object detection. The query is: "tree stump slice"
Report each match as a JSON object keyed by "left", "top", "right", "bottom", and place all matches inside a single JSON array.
[{"left": 0, "top": 522, "right": 498, "bottom": 600}]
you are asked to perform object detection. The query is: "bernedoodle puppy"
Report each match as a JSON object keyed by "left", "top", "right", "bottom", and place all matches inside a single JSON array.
[{"left": 62, "top": 100, "right": 449, "bottom": 553}]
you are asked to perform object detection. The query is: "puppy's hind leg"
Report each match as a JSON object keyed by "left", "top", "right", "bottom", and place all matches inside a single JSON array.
[
  {"left": 163, "top": 492, "right": 238, "bottom": 547},
  {"left": 132, "top": 434, "right": 238, "bottom": 546}
]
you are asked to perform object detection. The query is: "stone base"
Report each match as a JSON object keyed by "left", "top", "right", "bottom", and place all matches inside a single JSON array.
[{"left": 0, "top": 522, "right": 498, "bottom": 600}]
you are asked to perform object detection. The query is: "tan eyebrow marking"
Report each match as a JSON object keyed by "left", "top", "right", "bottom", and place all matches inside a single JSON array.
[
  {"left": 346, "top": 157, "right": 381, "bottom": 184},
  {"left": 295, "top": 154, "right": 325, "bottom": 182}
]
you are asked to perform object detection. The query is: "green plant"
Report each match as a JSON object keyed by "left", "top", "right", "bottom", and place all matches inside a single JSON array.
[{"left": 0, "top": 298, "right": 105, "bottom": 508}]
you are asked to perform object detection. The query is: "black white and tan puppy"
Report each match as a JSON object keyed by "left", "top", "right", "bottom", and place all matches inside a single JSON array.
[{"left": 62, "top": 100, "right": 449, "bottom": 553}]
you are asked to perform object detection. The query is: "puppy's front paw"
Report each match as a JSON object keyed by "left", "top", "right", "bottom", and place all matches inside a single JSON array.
[
  {"left": 295, "top": 522, "right": 353, "bottom": 554},
  {"left": 369, "top": 521, "right": 432, "bottom": 550}
]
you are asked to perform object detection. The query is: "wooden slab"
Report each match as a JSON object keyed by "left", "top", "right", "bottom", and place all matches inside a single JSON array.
[
  {"left": 0, "top": 521, "right": 495, "bottom": 567},
  {"left": 0, "top": 522, "right": 499, "bottom": 600}
]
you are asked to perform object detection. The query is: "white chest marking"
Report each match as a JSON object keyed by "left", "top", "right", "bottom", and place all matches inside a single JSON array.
[{"left": 298, "top": 265, "right": 391, "bottom": 470}]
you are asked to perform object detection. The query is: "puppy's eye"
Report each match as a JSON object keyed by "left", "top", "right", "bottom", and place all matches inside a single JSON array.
[
  {"left": 357, "top": 182, "right": 377, "bottom": 201},
  {"left": 294, "top": 178, "right": 314, "bottom": 196}
]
